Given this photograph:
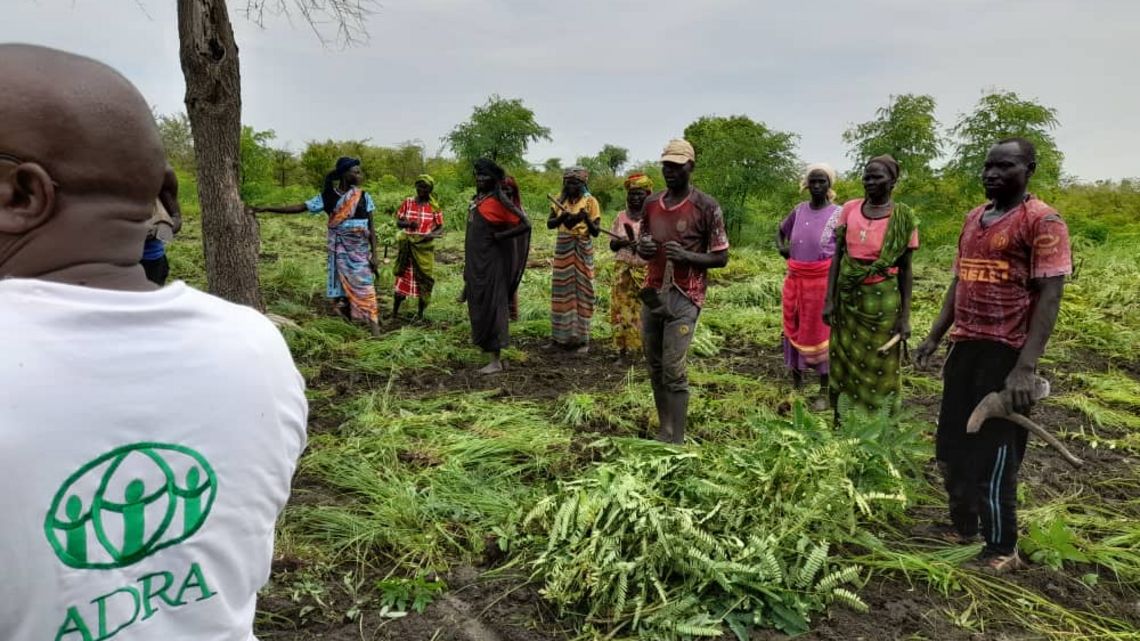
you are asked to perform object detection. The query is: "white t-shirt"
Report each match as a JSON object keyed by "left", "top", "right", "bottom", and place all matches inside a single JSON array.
[{"left": 0, "top": 279, "right": 308, "bottom": 641}]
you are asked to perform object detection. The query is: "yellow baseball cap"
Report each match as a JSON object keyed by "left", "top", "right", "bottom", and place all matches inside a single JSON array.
[{"left": 660, "top": 138, "right": 695, "bottom": 164}]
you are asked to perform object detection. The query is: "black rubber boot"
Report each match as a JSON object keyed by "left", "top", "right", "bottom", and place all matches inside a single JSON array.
[
  {"left": 665, "top": 390, "right": 690, "bottom": 444},
  {"left": 651, "top": 383, "right": 671, "bottom": 442}
]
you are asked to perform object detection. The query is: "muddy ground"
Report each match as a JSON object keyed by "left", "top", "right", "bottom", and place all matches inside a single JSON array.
[{"left": 258, "top": 334, "right": 1140, "bottom": 640}]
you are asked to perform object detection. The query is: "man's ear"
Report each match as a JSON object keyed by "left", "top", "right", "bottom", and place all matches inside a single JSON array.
[
  {"left": 0, "top": 163, "right": 56, "bottom": 235},
  {"left": 1026, "top": 161, "right": 1037, "bottom": 180}
]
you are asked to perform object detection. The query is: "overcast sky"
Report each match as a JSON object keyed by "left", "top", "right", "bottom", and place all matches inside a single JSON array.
[{"left": 4, "top": 0, "right": 1137, "bottom": 181}]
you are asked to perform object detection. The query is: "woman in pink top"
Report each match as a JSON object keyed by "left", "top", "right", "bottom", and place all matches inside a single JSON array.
[
  {"left": 823, "top": 155, "right": 918, "bottom": 417},
  {"left": 609, "top": 173, "right": 653, "bottom": 359}
]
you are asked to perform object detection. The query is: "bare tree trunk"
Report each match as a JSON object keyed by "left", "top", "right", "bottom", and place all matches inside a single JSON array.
[{"left": 178, "top": 0, "right": 263, "bottom": 309}]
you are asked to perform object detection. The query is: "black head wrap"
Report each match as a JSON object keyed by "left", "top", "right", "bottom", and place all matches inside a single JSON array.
[
  {"left": 322, "top": 156, "right": 362, "bottom": 213},
  {"left": 866, "top": 154, "right": 900, "bottom": 181},
  {"left": 473, "top": 157, "right": 506, "bottom": 182},
  {"left": 335, "top": 156, "right": 361, "bottom": 177}
]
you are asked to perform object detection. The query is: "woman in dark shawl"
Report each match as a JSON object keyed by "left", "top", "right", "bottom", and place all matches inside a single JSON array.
[{"left": 465, "top": 158, "right": 531, "bottom": 374}]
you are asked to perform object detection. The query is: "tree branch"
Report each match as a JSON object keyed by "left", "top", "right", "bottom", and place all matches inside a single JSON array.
[{"left": 243, "top": 0, "right": 377, "bottom": 47}]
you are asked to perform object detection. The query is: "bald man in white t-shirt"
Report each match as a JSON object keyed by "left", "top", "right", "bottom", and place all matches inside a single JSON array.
[{"left": 0, "top": 44, "right": 307, "bottom": 640}]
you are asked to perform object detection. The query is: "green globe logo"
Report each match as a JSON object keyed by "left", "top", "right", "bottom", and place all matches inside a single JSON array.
[{"left": 44, "top": 443, "right": 217, "bottom": 570}]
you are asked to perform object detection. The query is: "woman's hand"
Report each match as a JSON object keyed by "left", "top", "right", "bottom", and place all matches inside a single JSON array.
[
  {"left": 892, "top": 317, "right": 912, "bottom": 342},
  {"left": 822, "top": 300, "right": 834, "bottom": 326}
]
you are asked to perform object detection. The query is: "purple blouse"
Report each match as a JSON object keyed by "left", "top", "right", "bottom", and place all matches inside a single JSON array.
[{"left": 779, "top": 201, "right": 841, "bottom": 262}]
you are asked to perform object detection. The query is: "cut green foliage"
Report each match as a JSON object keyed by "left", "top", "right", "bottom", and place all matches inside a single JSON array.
[{"left": 523, "top": 404, "right": 913, "bottom": 638}]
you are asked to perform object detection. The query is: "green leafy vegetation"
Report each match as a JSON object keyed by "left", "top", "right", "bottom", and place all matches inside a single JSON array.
[
  {"left": 524, "top": 406, "right": 915, "bottom": 639},
  {"left": 160, "top": 93, "right": 1140, "bottom": 639}
]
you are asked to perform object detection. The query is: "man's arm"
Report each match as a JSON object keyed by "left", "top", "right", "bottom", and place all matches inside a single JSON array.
[
  {"left": 665, "top": 243, "right": 727, "bottom": 268},
  {"left": 665, "top": 202, "right": 730, "bottom": 268},
  {"left": 914, "top": 277, "right": 958, "bottom": 367},
  {"left": 635, "top": 212, "right": 657, "bottom": 259},
  {"left": 1006, "top": 276, "right": 1065, "bottom": 411}
]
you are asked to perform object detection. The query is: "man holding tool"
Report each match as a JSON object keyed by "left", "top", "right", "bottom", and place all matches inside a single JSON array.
[
  {"left": 636, "top": 139, "right": 729, "bottom": 444},
  {"left": 914, "top": 137, "right": 1072, "bottom": 573}
]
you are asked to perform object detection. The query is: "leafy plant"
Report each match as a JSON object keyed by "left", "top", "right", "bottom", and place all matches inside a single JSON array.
[
  {"left": 376, "top": 573, "right": 447, "bottom": 614},
  {"left": 1020, "top": 518, "right": 1089, "bottom": 570},
  {"left": 522, "top": 404, "right": 913, "bottom": 639}
]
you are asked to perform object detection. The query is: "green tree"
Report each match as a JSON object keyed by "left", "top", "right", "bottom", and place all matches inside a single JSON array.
[
  {"left": 299, "top": 139, "right": 372, "bottom": 187},
  {"left": 444, "top": 95, "right": 551, "bottom": 171},
  {"left": 543, "top": 157, "right": 563, "bottom": 174},
  {"left": 948, "top": 90, "right": 1063, "bottom": 188},
  {"left": 683, "top": 115, "right": 799, "bottom": 239},
  {"left": 270, "top": 148, "right": 299, "bottom": 187},
  {"left": 575, "top": 155, "right": 605, "bottom": 176},
  {"left": 155, "top": 111, "right": 196, "bottom": 173},
  {"left": 842, "top": 94, "right": 942, "bottom": 177},
  {"left": 387, "top": 141, "right": 426, "bottom": 183},
  {"left": 596, "top": 144, "right": 629, "bottom": 175},
  {"left": 239, "top": 125, "right": 276, "bottom": 194}
]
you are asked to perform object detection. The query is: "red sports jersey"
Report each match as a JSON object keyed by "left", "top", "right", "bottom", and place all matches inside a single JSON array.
[
  {"left": 639, "top": 187, "right": 730, "bottom": 308},
  {"left": 950, "top": 195, "right": 1071, "bottom": 349}
]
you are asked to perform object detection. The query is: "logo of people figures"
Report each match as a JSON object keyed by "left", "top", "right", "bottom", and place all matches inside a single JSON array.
[{"left": 44, "top": 443, "right": 217, "bottom": 569}]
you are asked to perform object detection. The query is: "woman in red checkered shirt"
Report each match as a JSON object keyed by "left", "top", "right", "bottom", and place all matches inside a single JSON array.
[{"left": 393, "top": 175, "right": 445, "bottom": 320}]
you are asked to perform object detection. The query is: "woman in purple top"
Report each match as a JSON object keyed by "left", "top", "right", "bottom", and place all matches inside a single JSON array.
[{"left": 776, "top": 164, "right": 842, "bottom": 410}]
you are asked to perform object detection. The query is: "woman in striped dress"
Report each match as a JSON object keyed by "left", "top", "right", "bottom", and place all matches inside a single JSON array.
[
  {"left": 250, "top": 156, "right": 381, "bottom": 336},
  {"left": 547, "top": 166, "right": 601, "bottom": 353}
]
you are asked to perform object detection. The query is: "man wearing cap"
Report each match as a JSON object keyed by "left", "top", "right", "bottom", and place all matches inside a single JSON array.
[{"left": 636, "top": 139, "right": 730, "bottom": 443}]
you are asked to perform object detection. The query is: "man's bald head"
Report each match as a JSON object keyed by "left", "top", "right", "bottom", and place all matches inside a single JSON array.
[{"left": 0, "top": 44, "right": 166, "bottom": 283}]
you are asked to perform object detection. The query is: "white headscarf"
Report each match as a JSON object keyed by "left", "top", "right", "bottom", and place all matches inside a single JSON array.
[{"left": 800, "top": 162, "right": 837, "bottom": 202}]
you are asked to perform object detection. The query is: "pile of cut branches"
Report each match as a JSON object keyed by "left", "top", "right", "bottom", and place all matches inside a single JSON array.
[{"left": 525, "top": 404, "right": 922, "bottom": 639}]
